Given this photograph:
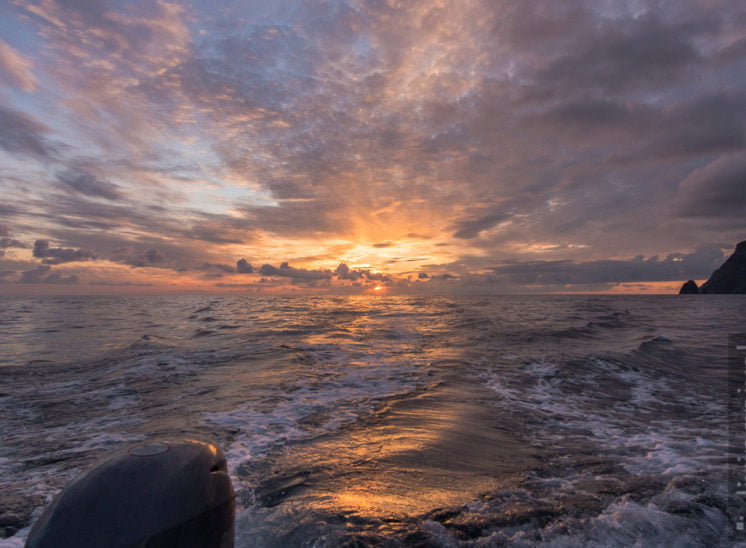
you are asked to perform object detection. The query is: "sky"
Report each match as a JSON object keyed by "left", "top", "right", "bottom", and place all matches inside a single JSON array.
[{"left": 0, "top": 0, "right": 744, "bottom": 295}]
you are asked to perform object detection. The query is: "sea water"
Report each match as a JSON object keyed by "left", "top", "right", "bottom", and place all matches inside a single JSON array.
[{"left": 0, "top": 295, "right": 744, "bottom": 546}]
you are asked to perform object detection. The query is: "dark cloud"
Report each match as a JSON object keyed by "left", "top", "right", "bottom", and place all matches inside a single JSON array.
[
  {"left": 335, "top": 263, "right": 354, "bottom": 280},
  {"left": 145, "top": 248, "right": 165, "bottom": 263},
  {"left": 0, "top": 204, "right": 22, "bottom": 217},
  {"left": 0, "top": 224, "right": 27, "bottom": 256},
  {"left": 44, "top": 270, "right": 80, "bottom": 284},
  {"left": 521, "top": 8, "right": 719, "bottom": 99},
  {"left": 0, "top": 105, "right": 53, "bottom": 157},
  {"left": 57, "top": 169, "right": 122, "bottom": 200},
  {"left": 258, "top": 262, "right": 331, "bottom": 281},
  {"left": 19, "top": 265, "right": 79, "bottom": 284},
  {"left": 364, "top": 271, "right": 392, "bottom": 283},
  {"left": 676, "top": 155, "right": 746, "bottom": 219},
  {"left": 656, "top": 92, "right": 746, "bottom": 158},
  {"left": 33, "top": 239, "right": 96, "bottom": 264},
  {"left": 201, "top": 263, "right": 236, "bottom": 274},
  {"left": 40, "top": 196, "right": 255, "bottom": 262},
  {"left": 42, "top": 225, "right": 237, "bottom": 274},
  {"left": 490, "top": 247, "right": 724, "bottom": 286},
  {"left": 452, "top": 210, "right": 511, "bottom": 239},
  {"left": 0, "top": 238, "right": 27, "bottom": 256},
  {"left": 42, "top": 195, "right": 173, "bottom": 232},
  {"left": 109, "top": 247, "right": 165, "bottom": 268},
  {"left": 236, "top": 258, "right": 253, "bottom": 273},
  {"left": 333, "top": 263, "right": 391, "bottom": 283},
  {"left": 239, "top": 199, "right": 345, "bottom": 238},
  {"left": 539, "top": 99, "right": 649, "bottom": 136},
  {"left": 186, "top": 216, "right": 253, "bottom": 244},
  {"left": 89, "top": 280, "right": 153, "bottom": 287}
]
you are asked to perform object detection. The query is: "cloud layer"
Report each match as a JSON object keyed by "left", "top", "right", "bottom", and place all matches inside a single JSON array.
[{"left": 1, "top": 0, "right": 744, "bottom": 293}]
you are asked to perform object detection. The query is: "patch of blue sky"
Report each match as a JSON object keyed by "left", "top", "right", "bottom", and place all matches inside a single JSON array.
[
  {"left": 147, "top": 137, "right": 276, "bottom": 213},
  {"left": 185, "top": 182, "right": 275, "bottom": 216},
  {"left": 0, "top": 5, "right": 40, "bottom": 55}
]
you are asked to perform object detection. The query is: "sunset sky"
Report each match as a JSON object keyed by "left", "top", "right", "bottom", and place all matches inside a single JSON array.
[{"left": 0, "top": 0, "right": 744, "bottom": 294}]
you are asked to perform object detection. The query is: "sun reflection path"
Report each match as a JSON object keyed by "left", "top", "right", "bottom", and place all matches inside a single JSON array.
[{"left": 254, "top": 375, "right": 537, "bottom": 525}]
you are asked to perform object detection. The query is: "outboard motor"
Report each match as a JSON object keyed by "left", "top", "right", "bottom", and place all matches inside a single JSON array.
[{"left": 26, "top": 439, "right": 234, "bottom": 547}]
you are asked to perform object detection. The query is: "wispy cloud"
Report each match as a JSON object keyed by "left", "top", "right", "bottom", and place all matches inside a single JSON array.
[
  {"left": 0, "top": 38, "right": 37, "bottom": 91},
  {"left": 1, "top": 0, "right": 744, "bottom": 293}
]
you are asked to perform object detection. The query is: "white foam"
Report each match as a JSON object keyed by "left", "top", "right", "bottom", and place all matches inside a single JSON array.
[
  {"left": 483, "top": 356, "right": 726, "bottom": 478},
  {"left": 421, "top": 520, "right": 459, "bottom": 547},
  {"left": 205, "top": 361, "right": 426, "bottom": 471},
  {"left": 533, "top": 496, "right": 730, "bottom": 547},
  {"left": 0, "top": 531, "right": 28, "bottom": 548},
  {"left": 204, "top": 319, "right": 433, "bottom": 505}
]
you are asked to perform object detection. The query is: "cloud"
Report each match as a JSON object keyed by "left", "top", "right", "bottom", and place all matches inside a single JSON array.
[
  {"left": 0, "top": 224, "right": 27, "bottom": 257},
  {"left": 206, "top": 263, "right": 236, "bottom": 273},
  {"left": 538, "top": 99, "right": 649, "bottom": 137},
  {"left": 110, "top": 247, "right": 165, "bottom": 268},
  {"left": 1, "top": 0, "right": 744, "bottom": 294},
  {"left": 41, "top": 194, "right": 184, "bottom": 234},
  {"left": 236, "top": 258, "right": 253, "bottom": 273},
  {"left": 452, "top": 210, "right": 511, "bottom": 239},
  {"left": 0, "top": 205, "right": 22, "bottom": 217},
  {"left": 490, "top": 247, "right": 724, "bottom": 286},
  {"left": 534, "top": 13, "right": 708, "bottom": 97},
  {"left": 9, "top": 0, "right": 192, "bottom": 163},
  {"left": 0, "top": 238, "right": 27, "bottom": 257},
  {"left": 41, "top": 223, "right": 242, "bottom": 274},
  {"left": 185, "top": 215, "right": 254, "bottom": 244},
  {"left": 334, "top": 262, "right": 354, "bottom": 280},
  {"left": 0, "top": 39, "right": 37, "bottom": 91},
  {"left": 33, "top": 239, "right": 96, "bottom": 264},
  {"left": 333, "top": 263, "right": 391, "bottom": 284},
  {"left": 238, "top": 199, "right": 345, "bottom": 238},
  {"left": 676, "top": 155, "right": 746, "bottom": 219},
  {"left": 258, "top": 262, "right": 332, "bottom": 281},
  {"left": 19, "top": 265, "right": 79, "bottom": 284},
  {"left": 0, "top": 106, "right": 53, "bottom": 157},
  {"left": 57, "top": 169, "right": 122, "bottom": 200},
  {"left": 89, "top": 280, "right": 153, "bottom": 287},
  {"left": 653, "top": 91, "right": 746, "bottom": 158}
]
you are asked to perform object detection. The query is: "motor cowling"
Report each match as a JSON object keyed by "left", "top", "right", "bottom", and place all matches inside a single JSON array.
[{"left": 26, "top": 439, "right": 234, "bottom": 548}]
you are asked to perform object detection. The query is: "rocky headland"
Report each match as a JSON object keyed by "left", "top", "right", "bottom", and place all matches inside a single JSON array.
[{"left": 679, "top": 241, "right": 746, "bottom": 294}]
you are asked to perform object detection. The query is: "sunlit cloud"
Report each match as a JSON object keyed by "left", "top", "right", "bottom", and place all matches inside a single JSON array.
[
  {"left": 0, "top": 38, "right": 38, "bottom": 92},
  {"left": 1, "top": 0, "right": 744, "bottom": 294}
]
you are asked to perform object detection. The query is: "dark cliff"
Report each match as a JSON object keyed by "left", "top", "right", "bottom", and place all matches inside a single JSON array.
[{"left": 697, "top": 241, "right": 746, "bottom": 294}]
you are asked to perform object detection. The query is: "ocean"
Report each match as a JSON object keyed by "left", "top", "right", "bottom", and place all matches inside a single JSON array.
[{"left": 0, "top": 294, "right": 744, "bottom": 547}]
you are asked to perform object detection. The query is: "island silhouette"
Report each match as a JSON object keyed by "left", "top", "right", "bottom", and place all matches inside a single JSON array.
[{"left": 680, "top": 241, "right": 746, "bottom": 294}]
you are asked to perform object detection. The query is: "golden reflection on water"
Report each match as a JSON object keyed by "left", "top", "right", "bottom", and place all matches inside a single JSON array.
[{"left": 268, "top": 378, "right": 531, "bottom": 520}]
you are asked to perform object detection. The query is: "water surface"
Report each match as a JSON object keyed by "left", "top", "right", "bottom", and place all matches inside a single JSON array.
[{"left": 0, "top": 295, "right": 743, "bottom": 546}]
